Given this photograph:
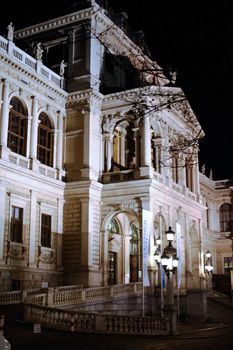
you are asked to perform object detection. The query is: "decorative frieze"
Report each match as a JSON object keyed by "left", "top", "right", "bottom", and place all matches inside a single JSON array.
[
  {"left": 6, "top": 241, "right": 25, "bottom": 261},
  {"left": 38, "top": 246, "right": 54, "bottom": 266}
]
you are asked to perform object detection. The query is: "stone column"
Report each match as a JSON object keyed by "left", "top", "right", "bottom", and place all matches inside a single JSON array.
[
  {"left": 26, "top": 116, "right": 32, "bottom": 158},
  {"left": 142, "top": 115, "right": 151, "bottom": 166},
  {"left": 101, "top": 136, "right": 105, "bottom": 173},
  {"left": 80, "top": 198, "right": 93, "bottom": 268},
  {"left": 53, "top": 129, "right": 58, "bottom": 168},
  {"left": 56, "top": 198, "right": 64, "bottom": 270},
  {"left": 102, "top": 229, "right": 109, "bottom": 286},
  {"left": 132, "top": 128, "right": 140, "bottom": 167},
  {"left": 0, "top": 80, "right": 10, "bottom": 147},
  {"left": 193, "top": 153, "right": 200, "bottom": 195},
  {"left": 106, "top": 134, "right": 113, "bottom": 172},
  {"left": 161, "top": 140, "right": 171, "bottom": 183},
  {"left": 30, "top": 96, "right": 39, "bottom": 159},
  {"left": 178, "top": 155, "right": 186, "bottom": 187},
  {"left": 0, "top": 182, "right": 6, "bottom": 261},
  {"left": 28, "top": 190, "right": 37, "bottom": 267},
  {"left": 124, "top": 233, "right": 130, "bottom": 284},
  {"left": 81, "top": 96, "right": 102, "bottom": 180},
  {"left": 56, "top": 111, "right": 63, "bottom": 170},
  {"left": 120, "top": 129, "right": 126, "bottom": 167}
]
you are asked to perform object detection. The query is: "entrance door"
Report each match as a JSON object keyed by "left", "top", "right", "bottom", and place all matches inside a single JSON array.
[
  {"left": 130, "top": 254, "right": 138, "bottom": 282},
  {"left": 108, "top": 251, "right": 117, "bottom": 285}
]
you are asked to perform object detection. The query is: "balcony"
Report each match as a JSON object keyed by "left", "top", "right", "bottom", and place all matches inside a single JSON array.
[
  {"left": 102, "top": 169, "right": 135, "bottom": 184},
  {"left": 0, "top": 35, "right": 62, "bottom": 89}
]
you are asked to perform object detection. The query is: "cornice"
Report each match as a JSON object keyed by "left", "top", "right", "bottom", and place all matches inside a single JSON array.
[
  {"left": 15, "top": 4, "right": 168, "bottom": 86},
  {"left": 66, "top": 88, "right": 103, "bottom": 108},
  {"left": 14, "top": 7, "right": 95, "bottom": 39}
]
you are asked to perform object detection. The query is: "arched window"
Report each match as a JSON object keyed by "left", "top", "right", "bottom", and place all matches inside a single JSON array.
[
  {"left": 8, "top": 97, "right": 28, "bottom": 156},
  {"left": 151, "top": 133, "right": 162, "bottom": 174},
  {"left": 220, "top": 203, "right": 233, "bottom": 232},
  {"left": 108, "top": 218, "right": 120, "bottom": 234},
  {"left": 37, "top": 113, "right": 54, "bottom": 167}
]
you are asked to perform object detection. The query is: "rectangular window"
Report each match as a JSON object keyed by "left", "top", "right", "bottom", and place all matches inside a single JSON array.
[
  {"left": 12, "top": 279, "right": 21, "bottom": 291},
  {"left": 224, "top": 257, "right": 233, "bottom": 274},
  {"left": 41, "top": 214, "right": 51, "bottom": 248},
  {"left": 10, "top": 206, "right": 23, "bottom": 242}
]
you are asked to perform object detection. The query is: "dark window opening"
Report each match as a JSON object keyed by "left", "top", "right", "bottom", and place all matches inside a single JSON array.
[
  {"left": 220, "top": 203, "right": 233, "bottom": 232},
  {"left": 12, "top": 279, "right": 21, "bottom": 291},
  {"left": 108, "top": 251, "right": 117, "bottom": 285},
  {"left": 10, "top": 206, "right": 23, "bottom": 243},
  {"left": 41, "top": 214, "right": 52, "bottom": 248},
  {"left": 224, "top": 257, "right": 233, "bottom": 274},
  {"left": 8, "top": 97, "right": 28, "bottom": 156},
  {"left": 37, "top": 113, "right": 54, "bottom": 167}
]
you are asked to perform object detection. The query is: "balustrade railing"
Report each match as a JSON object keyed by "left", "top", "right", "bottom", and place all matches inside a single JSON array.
[
  {"left": 102, "top": 170, "right": 135, "bottom": 184},
  {"left": 49, "top": 282, "right": 142, "bottom": 307},
  {"left": 105, "top": 315, "right": 169, "bottom": 335},
  {"left": 0, "top": 283, "right": 142, "bottom": 306},
  {"left": 0, "top": 34, "right": 62, "bottom": 88},
  {"left": 24, "top": 304, "right": 169, "bottom": 336},
  {"left": 0, "top": 291, "right": 21, "bottom": 304}
]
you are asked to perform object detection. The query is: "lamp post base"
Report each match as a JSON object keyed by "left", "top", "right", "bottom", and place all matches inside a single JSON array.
[{"left": 164, "top": 304, "right": 178, "bottom": 335}]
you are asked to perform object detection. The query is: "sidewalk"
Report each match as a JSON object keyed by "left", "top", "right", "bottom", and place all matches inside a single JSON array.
[{"left": 177, "top": 322, "right": 228, "bottom": 336}]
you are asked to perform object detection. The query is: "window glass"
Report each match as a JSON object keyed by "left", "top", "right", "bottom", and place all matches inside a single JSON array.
[
  {"left": 220, "top": 203, "right": 233, "bottom": 232},
  {"left": 8, "top": 97, "right": 28, "bottom": 156},
  {"left": 108, "top": 218, "right": 120, "bottom": 234},
  {"left": 37, "top": 113, "right": 53, "bottom": 166},
  {"left": 11, "top": 206, "right": 23, "bottom": 242},
  {"left": 41, "top": 214, "right": 51, "bottom": 247},
  {"left": 224, "top": 257, "right": 233, "bottom": 274}
]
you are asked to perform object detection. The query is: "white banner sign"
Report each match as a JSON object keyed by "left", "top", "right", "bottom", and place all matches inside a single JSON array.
[{"left": 142, "top": 209, "right": 153, "bottom": 287}]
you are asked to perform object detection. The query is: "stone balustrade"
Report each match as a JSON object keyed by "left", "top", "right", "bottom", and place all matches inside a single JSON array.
[
  {"left": 0, "top": 283, "right": 142, "bottom": 307},
  {"left": 24, "top": 303, "right": 169, "bottom": 336},
  {"left": 0, "top": 35, "right": 62, "bottom": 88},
  {"left": 47, "top": 282, "right": 142, "bottom": 307},
  {"left": 0, "top": 291, "right": 21, "bottom": 304},
  {"left": 102, "top": 170, "right": 135, "bottom": 184},
  {"left": 104, "top": 315, "right": 169, "bottom": 335}
]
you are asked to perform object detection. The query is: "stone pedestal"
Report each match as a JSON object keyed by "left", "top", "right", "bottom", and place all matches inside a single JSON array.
[
  {"left": 139, "top": 166, "right": 154, "bottom": 179},
  {"left": 164, "top": 304, "right": 178, "bottom": 335}
]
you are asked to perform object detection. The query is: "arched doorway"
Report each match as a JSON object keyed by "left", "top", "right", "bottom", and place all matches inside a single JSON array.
[{"left": 104, "top": 210, "right": 140, "bottom": 286}]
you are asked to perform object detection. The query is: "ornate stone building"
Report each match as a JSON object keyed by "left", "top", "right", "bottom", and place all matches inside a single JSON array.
[
  {"left": 0, "top": 31, "right": 67, "bottom": 290},
  {"left": 0, "top": 0, "right": 232, "bottom": 294}
]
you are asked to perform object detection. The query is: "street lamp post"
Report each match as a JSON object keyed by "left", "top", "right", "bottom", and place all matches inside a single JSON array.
[
  {"left": 204, "top": 250, "right": 213, "bottom": 289},
  {"left": 160, "top": 226, "right": 179, "bottom": 335},
  {"left": 154, "top": 240, "right": 164, "bottom": 318}
]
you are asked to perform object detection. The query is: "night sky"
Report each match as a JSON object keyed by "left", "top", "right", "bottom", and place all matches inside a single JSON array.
[{"left": 0, "top": 0, "right": 232, "bottom": 180}]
